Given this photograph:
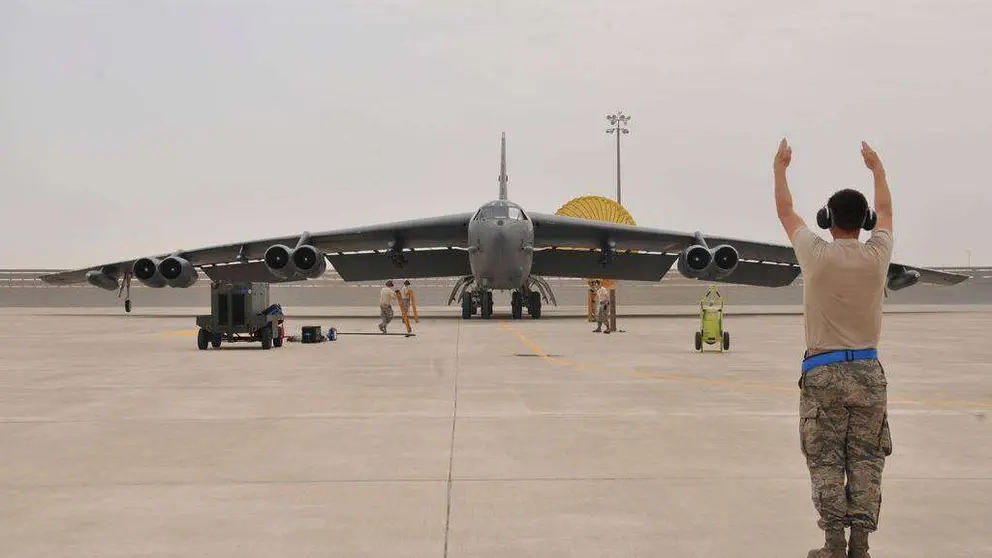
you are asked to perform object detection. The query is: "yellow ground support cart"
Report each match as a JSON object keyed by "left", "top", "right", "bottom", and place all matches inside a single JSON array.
[{"left": 696, "top": 285, "right": 730, "bottom": 352}]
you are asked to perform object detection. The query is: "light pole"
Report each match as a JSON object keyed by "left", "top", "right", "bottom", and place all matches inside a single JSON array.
[{"left": 606, "top": 111, "right": 631, "bottom": 206}]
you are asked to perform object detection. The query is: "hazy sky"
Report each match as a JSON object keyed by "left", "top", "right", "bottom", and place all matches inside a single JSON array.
[{"left": 2, "top": 0, "right": 990, "bottom": 269}]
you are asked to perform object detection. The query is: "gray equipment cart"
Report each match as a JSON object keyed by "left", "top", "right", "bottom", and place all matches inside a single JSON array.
[{"left": 195, "top": 281, "right": 285, "bottom": 350}]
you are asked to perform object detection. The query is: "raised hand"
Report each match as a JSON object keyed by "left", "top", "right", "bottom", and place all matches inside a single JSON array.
[
  {"left": 861, "top": 141, "right": 884, "bottom": 174},
  {"left": 774, "top": 138, "right": 792, "bottom": 170}
]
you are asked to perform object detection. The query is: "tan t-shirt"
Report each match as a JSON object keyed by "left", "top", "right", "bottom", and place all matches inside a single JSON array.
[{"left": 790, "top": 226, "right": 894, "bottom": 354}]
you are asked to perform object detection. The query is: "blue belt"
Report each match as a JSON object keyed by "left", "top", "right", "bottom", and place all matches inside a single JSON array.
[{"left": 802, "top": 349, "right": 878, "bottom": 373}]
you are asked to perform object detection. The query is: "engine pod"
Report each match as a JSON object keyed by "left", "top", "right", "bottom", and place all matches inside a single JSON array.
[
  {"left": 291, "top": 245, "right": 327, "bottom": 279},
  {"left": 264, "top": 244, "right": 297, "bottom": 279},
  {"left": 710, "top": 245, "right": 740, "bottom": 278},
  {"left": 677, "top": 245, "right": 713, "bottom": 278},
  {"left": 159, "top": 256, "right": 199, "bottom": 288},
  {"left": 133, "top": 257, "right": 167, "bottom": 288}
]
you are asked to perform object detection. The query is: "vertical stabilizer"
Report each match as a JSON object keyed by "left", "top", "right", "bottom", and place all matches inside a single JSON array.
[{"left": 498, "top": 132, "right": 508, "bottom": 200}]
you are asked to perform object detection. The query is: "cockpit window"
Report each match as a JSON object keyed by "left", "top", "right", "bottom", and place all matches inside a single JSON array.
[{"left": 474, "top": 203, "right": 527, "bottom": 221}]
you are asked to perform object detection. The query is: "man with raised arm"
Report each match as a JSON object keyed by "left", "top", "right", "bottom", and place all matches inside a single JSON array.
[{"left": 774, "top": 139, "right": 894, "bottom": 558}]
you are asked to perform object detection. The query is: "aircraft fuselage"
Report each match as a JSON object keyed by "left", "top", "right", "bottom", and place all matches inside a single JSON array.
[{"left": 467, "top": 200, "right": 534, "bottom": 291}]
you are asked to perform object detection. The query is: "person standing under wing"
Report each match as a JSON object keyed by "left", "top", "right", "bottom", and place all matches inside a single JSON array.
[
  {"left": 774, "top": 139, "right": 895, "bottom": 558},
  {"left": 379, "top": 280, "right": 395, "bottom": 333},
  {"left": 592, "top": 280, "right": 611, "bottom": 334}
]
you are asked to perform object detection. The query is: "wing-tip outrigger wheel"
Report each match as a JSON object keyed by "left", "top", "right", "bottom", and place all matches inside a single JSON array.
[{"left": 117, "top": 272, "right": 133, "bottom": 313}]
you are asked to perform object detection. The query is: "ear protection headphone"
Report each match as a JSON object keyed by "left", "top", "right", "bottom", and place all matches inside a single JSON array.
[{"left": 816, "top": 192, "right": 877, "bottom": 231}]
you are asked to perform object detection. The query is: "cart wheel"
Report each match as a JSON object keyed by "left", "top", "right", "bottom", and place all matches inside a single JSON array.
[
  {"left": 211, "top": 335, "right": 222, "bottom": 349},
  {"left": 273, "top": 335, "right": 283, "bottom": 348},
  {"left": 260, "top": 327, "right": 272, "bottom": 350},
  {"left": 694, "top": 331, "right": 702, "bottom": 352},
  {"left": 197, "top": 328, "right": 209, "bottom": 350},
  {"left": 723, "top": 331, "right": 730, "bottom": 351}
]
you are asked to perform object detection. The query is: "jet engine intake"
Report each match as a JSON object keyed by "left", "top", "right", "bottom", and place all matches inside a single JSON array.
[
  {"left": 710, "top": 244, "right": 740, "bottom": 278},
  {"left": 159, "top": 256, "right": 199, "bottom": 288},
  {"left": 887, "top": 268, "right": 921, "bottom": 291},
  {"left": 264, "top": 244, "right": 297, "bottom": 279},
  {"left": 133, "top": 257, "right": 167, "bottom": 288},
  {"left": 677, "top": 244, "right": 740, "bottom": 280},
  {"left": 677, "top": 245, "right": 713, "bottom": 278},
  {"left": 291, "top": 245, "right": 327, "bottom": 279}
]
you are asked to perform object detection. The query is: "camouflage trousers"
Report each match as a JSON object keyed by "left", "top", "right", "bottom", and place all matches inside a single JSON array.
[
  {"left": 799, "top": 358, "right": 893, "bottom": 532},
  {"left": 595, "top": 301, "right": 610, "bottom": 330},
  {"left": 379, "top": 304, "right": 393, "bottom": 328}
]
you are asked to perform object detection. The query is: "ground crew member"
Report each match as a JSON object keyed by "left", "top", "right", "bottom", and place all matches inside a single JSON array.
[
  {"left": 400, "top": 281, "right": 412, "bottom": 310},
  {"left": 378, "top": 280, "right": 395, "bottom": 333},
  {"left": 775, "top": 139, "right": 894, "bottom": 558},
  {"left": 591, "top": 280, "right": 611, "bottom": 333},
  {"left": 400, "top": 280, "right": 418, "bottom": 322}
]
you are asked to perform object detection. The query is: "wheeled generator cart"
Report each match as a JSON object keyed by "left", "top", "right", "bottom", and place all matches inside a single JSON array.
[
  {"left": 195, "top": 281, "right": 285, "bottom": 350},
  {"left": 695, "top": 285, "right": 730, "bottom": 352}
]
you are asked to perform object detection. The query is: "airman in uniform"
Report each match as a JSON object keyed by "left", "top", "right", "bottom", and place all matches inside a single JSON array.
[{"left": 775, "top": 139, "right": 895, "bottom": 558}]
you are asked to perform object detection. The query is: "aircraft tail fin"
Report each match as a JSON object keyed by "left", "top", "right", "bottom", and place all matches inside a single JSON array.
[{"left": 498, "top": 132, "right": 508, "bottom": 201}]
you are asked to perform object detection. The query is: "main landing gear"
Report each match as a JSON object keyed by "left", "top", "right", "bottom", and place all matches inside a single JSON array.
[
  {"left": 449, "top": 276, "right": 556, "bottom": 320},
  {"left": 459, "top": 289, "right": 542, "bottom": 320}
]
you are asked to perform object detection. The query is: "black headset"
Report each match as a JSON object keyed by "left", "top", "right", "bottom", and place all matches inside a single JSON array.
[{"left": 816, "top": 192, "right": 877, "bottom": 231}]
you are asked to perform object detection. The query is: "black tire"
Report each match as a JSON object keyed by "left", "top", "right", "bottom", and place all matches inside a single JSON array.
[
  {"left": 511, "top": 291, "right": 523, "bottom": 320},
  {"left": 528, "top": 291, "right": 542, "bottom": 319},
  {"left": 260, "top": 327, "right": 272, "bottom": 350},
  {"left": 273, "top": 335, "right": 283, "bottom": 348},
  {"left": 197, "top": 328, "right": 209, "bottom": 350},
  {"left": 462, "top": 292, "right": 472, "bottom": 319},
  {"left": 723, "top": 331, "right": 730, "bottom": 351},
  {"left": 481, "top": 291, "right": 493, "bottom": 320},
  {"left": 124, "top": 299, "right": 131, "bottom": 313},
  {"left": 211, "top": 335, "right": 222, "bottom": 348},
  {"left": 694, "top": 331, "right": 702, "bottom": 352}
]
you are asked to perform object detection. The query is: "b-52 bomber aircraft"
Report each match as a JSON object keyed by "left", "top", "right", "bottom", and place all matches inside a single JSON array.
[{"left": 41, "top": 134, "right": 968, "bottom": 319}]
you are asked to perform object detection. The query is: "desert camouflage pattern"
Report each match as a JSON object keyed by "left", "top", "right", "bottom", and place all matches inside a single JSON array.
[
  {"left": 379, "top": 304, "right": 394, "bottom": 329},
  {"left": 799, "top": 358, "right": 893, "bottom": 533},
  {"left": 595, "top": 301, "right": 610, "bottom": 332}
]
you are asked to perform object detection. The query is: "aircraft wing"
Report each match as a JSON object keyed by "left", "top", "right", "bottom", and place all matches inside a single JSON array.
[
  {"left": 40, "top": 213, "right": 474, "bottom": 287},
  {"left": 528, "top": 213, "right": 970, "bottom": 289}
]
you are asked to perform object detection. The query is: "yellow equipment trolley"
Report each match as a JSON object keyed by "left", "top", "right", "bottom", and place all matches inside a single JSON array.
[{"left": 696, "top": 285, "right": 730, "bottom": 352}]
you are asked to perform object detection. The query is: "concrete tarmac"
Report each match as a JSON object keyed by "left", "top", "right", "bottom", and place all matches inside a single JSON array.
[{"left": 1, "top": 307, "right": 990, "bottom": 557}]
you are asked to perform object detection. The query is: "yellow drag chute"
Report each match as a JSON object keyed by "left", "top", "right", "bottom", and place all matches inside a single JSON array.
[{"left": 554, "top": 195, "right": 635, "bottom": 321}]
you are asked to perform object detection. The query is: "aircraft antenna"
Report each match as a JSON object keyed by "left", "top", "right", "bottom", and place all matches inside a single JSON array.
[{"left": 498, "top": 132, "right": 508, "bottom": 200}]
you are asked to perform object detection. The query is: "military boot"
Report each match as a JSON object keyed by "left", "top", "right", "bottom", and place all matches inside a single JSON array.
[
  {"left": 848, "top": 527, "right": 871, "bottom": 558},
  {"left": 807, "top": 529, "right": 846, "bottom": 558}
]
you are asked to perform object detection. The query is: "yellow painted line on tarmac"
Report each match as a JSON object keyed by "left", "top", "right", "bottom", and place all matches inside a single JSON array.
[
  {"left": 497, "top": 322, "right": 992, "bottom": 410},
  {"left": 161, "top": 329, "right": 199, "bottom": 336}
]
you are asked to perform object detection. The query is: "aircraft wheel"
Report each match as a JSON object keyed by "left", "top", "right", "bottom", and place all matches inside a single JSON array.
[
  {"left": 124, "top": 299, "right": 132, "bottom": 313},
  {"left": 260, "top": 327, "right": 273, "bottom": 350},
  {"left": 528, "top": 291, "right": 542, "bottom": 319},
  {"left": 197, "top": 328, "right": 209, "bottom": 350},
  {"left": 695, "top": 331, "right": 702, "bottom": 352},
  {"left": 723, "top": 331, "right": 730, "bottom": 351},
  {"left": 511, "top": 291, "right": 523, "bottom": 319},
  {"left": 481, "top": 292, "right": 493, "bottom": 320},
  {"left": 461, "top": 293, "right": 473, "bottom": 319}
]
